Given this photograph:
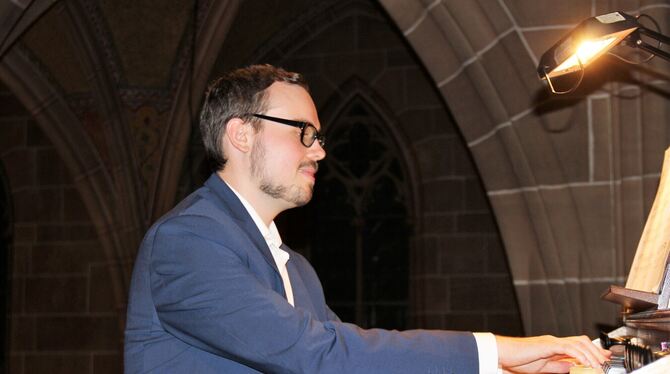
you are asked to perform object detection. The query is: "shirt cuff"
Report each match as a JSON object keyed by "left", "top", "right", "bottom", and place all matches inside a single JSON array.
[{"left": 473, "top": 332, "right": 500, "bottom": 374}]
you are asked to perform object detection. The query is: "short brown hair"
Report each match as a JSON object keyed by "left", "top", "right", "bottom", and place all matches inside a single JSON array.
[{"left": 199, "top": 64, "right": 308, "bottom": 170}]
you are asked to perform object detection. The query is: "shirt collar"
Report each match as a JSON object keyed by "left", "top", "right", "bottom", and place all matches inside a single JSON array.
[{"left": 223, "top": 181, "right": 283, "bottom": 248}]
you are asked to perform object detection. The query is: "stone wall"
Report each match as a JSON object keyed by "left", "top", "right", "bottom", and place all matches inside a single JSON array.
[
  {"left": 379, "top": 0, "right": 670, "bottom": 335},
  {"left": 0, "top": 82, "right": 121, "bottom": 373}
]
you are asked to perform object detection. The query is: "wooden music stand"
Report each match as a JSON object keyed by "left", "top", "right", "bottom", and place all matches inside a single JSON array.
[{"left": 602, "top": 147, "right": 670, "bottom": 314}]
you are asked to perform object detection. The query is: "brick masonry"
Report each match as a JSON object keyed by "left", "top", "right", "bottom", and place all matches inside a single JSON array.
[{"left": 0, "top": 82, "right": 122, "bottom": 374}]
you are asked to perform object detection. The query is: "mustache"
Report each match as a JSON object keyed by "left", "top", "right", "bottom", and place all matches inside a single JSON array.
[{"left": 299, "top": 161, "right": 319, "bottom": 173}]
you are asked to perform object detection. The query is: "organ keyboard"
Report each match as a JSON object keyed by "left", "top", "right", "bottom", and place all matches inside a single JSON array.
[{"left": 598, "top": 324, "right": 670, "bottom": 373}]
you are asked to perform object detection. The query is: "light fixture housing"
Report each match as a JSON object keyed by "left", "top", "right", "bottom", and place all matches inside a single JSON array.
[{"left": 538, "top": 11, "right": 639, "bottom": 80}]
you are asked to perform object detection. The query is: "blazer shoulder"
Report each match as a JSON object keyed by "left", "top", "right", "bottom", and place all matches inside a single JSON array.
[
  {"left": 157, "top": 185, "right": 237, "bottom": 225},
  {"left": 141, "top": 188, "right": 242, "bottom": 250}
]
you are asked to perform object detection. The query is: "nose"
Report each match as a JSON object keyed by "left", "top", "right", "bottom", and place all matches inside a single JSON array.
[{"left": 308, "top": 140, "right": 326, "bottom": 161}]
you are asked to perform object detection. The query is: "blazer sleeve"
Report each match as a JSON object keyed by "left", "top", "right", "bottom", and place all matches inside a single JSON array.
[{"left": 150, "top": 214, "right": 479, "bottom": 374}]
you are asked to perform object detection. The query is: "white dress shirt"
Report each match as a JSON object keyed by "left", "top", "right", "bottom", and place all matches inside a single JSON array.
[
  {"left": 474, "top": 332, "right": 501, "bottom": 373},
  {"left": 225, "top": 182, "right": 294, "bottom": 306},
  {"left": 225, "top": 182, "right": 499, "bottom": 371}
]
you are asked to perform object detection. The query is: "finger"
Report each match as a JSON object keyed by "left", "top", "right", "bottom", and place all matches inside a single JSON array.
[
  {"left": 560, "top": 336, "right": 597, "bottom": 367},
  {"left": 569, "top": 336, "right": 610, "bottom": 365},
  {"left": 541, "top": 360, "right": 574, "bottom": 373},
  {"left": 558, "top": 340, "right": 597, "bottom": 368},
  {"left": 572, "top": 342, "right": 603, "bottom": 369}
]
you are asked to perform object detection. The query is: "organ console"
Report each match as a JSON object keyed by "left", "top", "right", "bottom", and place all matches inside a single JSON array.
[
  {"left": 596, "top": 311, "right": 670, "bottom": 372},
  {"left": 599, "top": 148, "right": 670, "bottom": 373}
]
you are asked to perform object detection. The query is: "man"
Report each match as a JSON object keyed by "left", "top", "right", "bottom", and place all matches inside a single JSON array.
[{"left": 124, "top": 64, "right": 610, "bottom": 373}]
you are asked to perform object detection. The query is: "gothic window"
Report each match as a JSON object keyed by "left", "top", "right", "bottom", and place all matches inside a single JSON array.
[{"left": 310, "top": 97, "right": 411, "bottom": 329}]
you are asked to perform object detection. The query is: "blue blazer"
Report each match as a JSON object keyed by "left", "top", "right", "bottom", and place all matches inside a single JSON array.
[{"left": 124, "top": 174, "right": 479, "bottom": 373}]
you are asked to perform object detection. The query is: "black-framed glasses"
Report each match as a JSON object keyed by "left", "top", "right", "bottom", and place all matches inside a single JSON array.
[{"left": 250, "top": 113, "right": 325, "bottom": 148}]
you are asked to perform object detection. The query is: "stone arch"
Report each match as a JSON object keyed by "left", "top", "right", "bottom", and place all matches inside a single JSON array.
[
  {"left": 150, "top": 0, "right": 241, "bottom": 219},
  {"left": 377, "top": 0, "right": 594, "bottom": 336},
  {"left": 0, "top": 46, "right": 130, "bottom": 314},
  {"left": 0, "top": 0, "right": 155, "bottom": 318},
  {"left": 0, "top": 0, "right": 243, "bottom": 325},
  {"left": 225, "top": 0, "right": 520, "bottom": 332},
  {"left": 64, "top": 0, "right": 146, "bottom": 252},
  {"left": 378, "top": 0, "right": 670, "bottom": 335}
]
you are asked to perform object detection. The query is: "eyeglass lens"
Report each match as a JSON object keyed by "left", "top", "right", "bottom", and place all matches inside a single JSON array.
[{"left": 302, "top": 125, "right": 324, "bottom": 148}]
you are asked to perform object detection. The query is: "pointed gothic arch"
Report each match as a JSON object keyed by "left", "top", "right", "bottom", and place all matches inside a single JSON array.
[
  {"left": 151, "top": 0, "right": 241, "bottom": 220},
  {"left": 319, "top": 77, "right": 421, "bottom": 228},
  {"left": 0, "top": 45, "right": 130, "bottom": 313},
  {"left": 0, "top": 2, "right": 243, "bottom": 341},
  {"left": 375, "top": 0, "right": 670, "bottom": 335},
  {"left": 192, "top": 0, "right": 519, "bottom": 333},
  {"left": 309, "top": 79, "right": 417, "bottom": 328}
]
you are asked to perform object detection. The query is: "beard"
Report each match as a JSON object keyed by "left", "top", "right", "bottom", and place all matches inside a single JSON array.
[{"left": 250, "top": 136, "right": 316, "bottom": 207}]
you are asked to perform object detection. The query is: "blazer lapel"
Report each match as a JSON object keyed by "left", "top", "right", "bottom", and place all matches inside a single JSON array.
[
  {"left": 203, "top": 174, "right": 282, "bottom": 279},
  {"left": 282, "top": 245, "right": 318, "bottom": 315}
]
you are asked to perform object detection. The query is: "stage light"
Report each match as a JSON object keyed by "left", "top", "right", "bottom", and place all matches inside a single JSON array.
[{"left": 537, "top": 11, "right": 670, "bottom": 94}]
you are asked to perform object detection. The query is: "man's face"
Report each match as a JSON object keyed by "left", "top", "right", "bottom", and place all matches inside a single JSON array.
[{"left": 249, "top": 82, "right": 326, "bottom": 208}]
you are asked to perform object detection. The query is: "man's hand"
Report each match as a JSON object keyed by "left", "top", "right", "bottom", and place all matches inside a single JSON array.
[{"left": 496, "top": 335, "right": 611, "bottom": 373}]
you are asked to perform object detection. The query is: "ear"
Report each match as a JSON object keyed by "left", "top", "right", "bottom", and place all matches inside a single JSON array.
[{"left": 224, "top": 117, "right": 254, "bottom": 153}]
